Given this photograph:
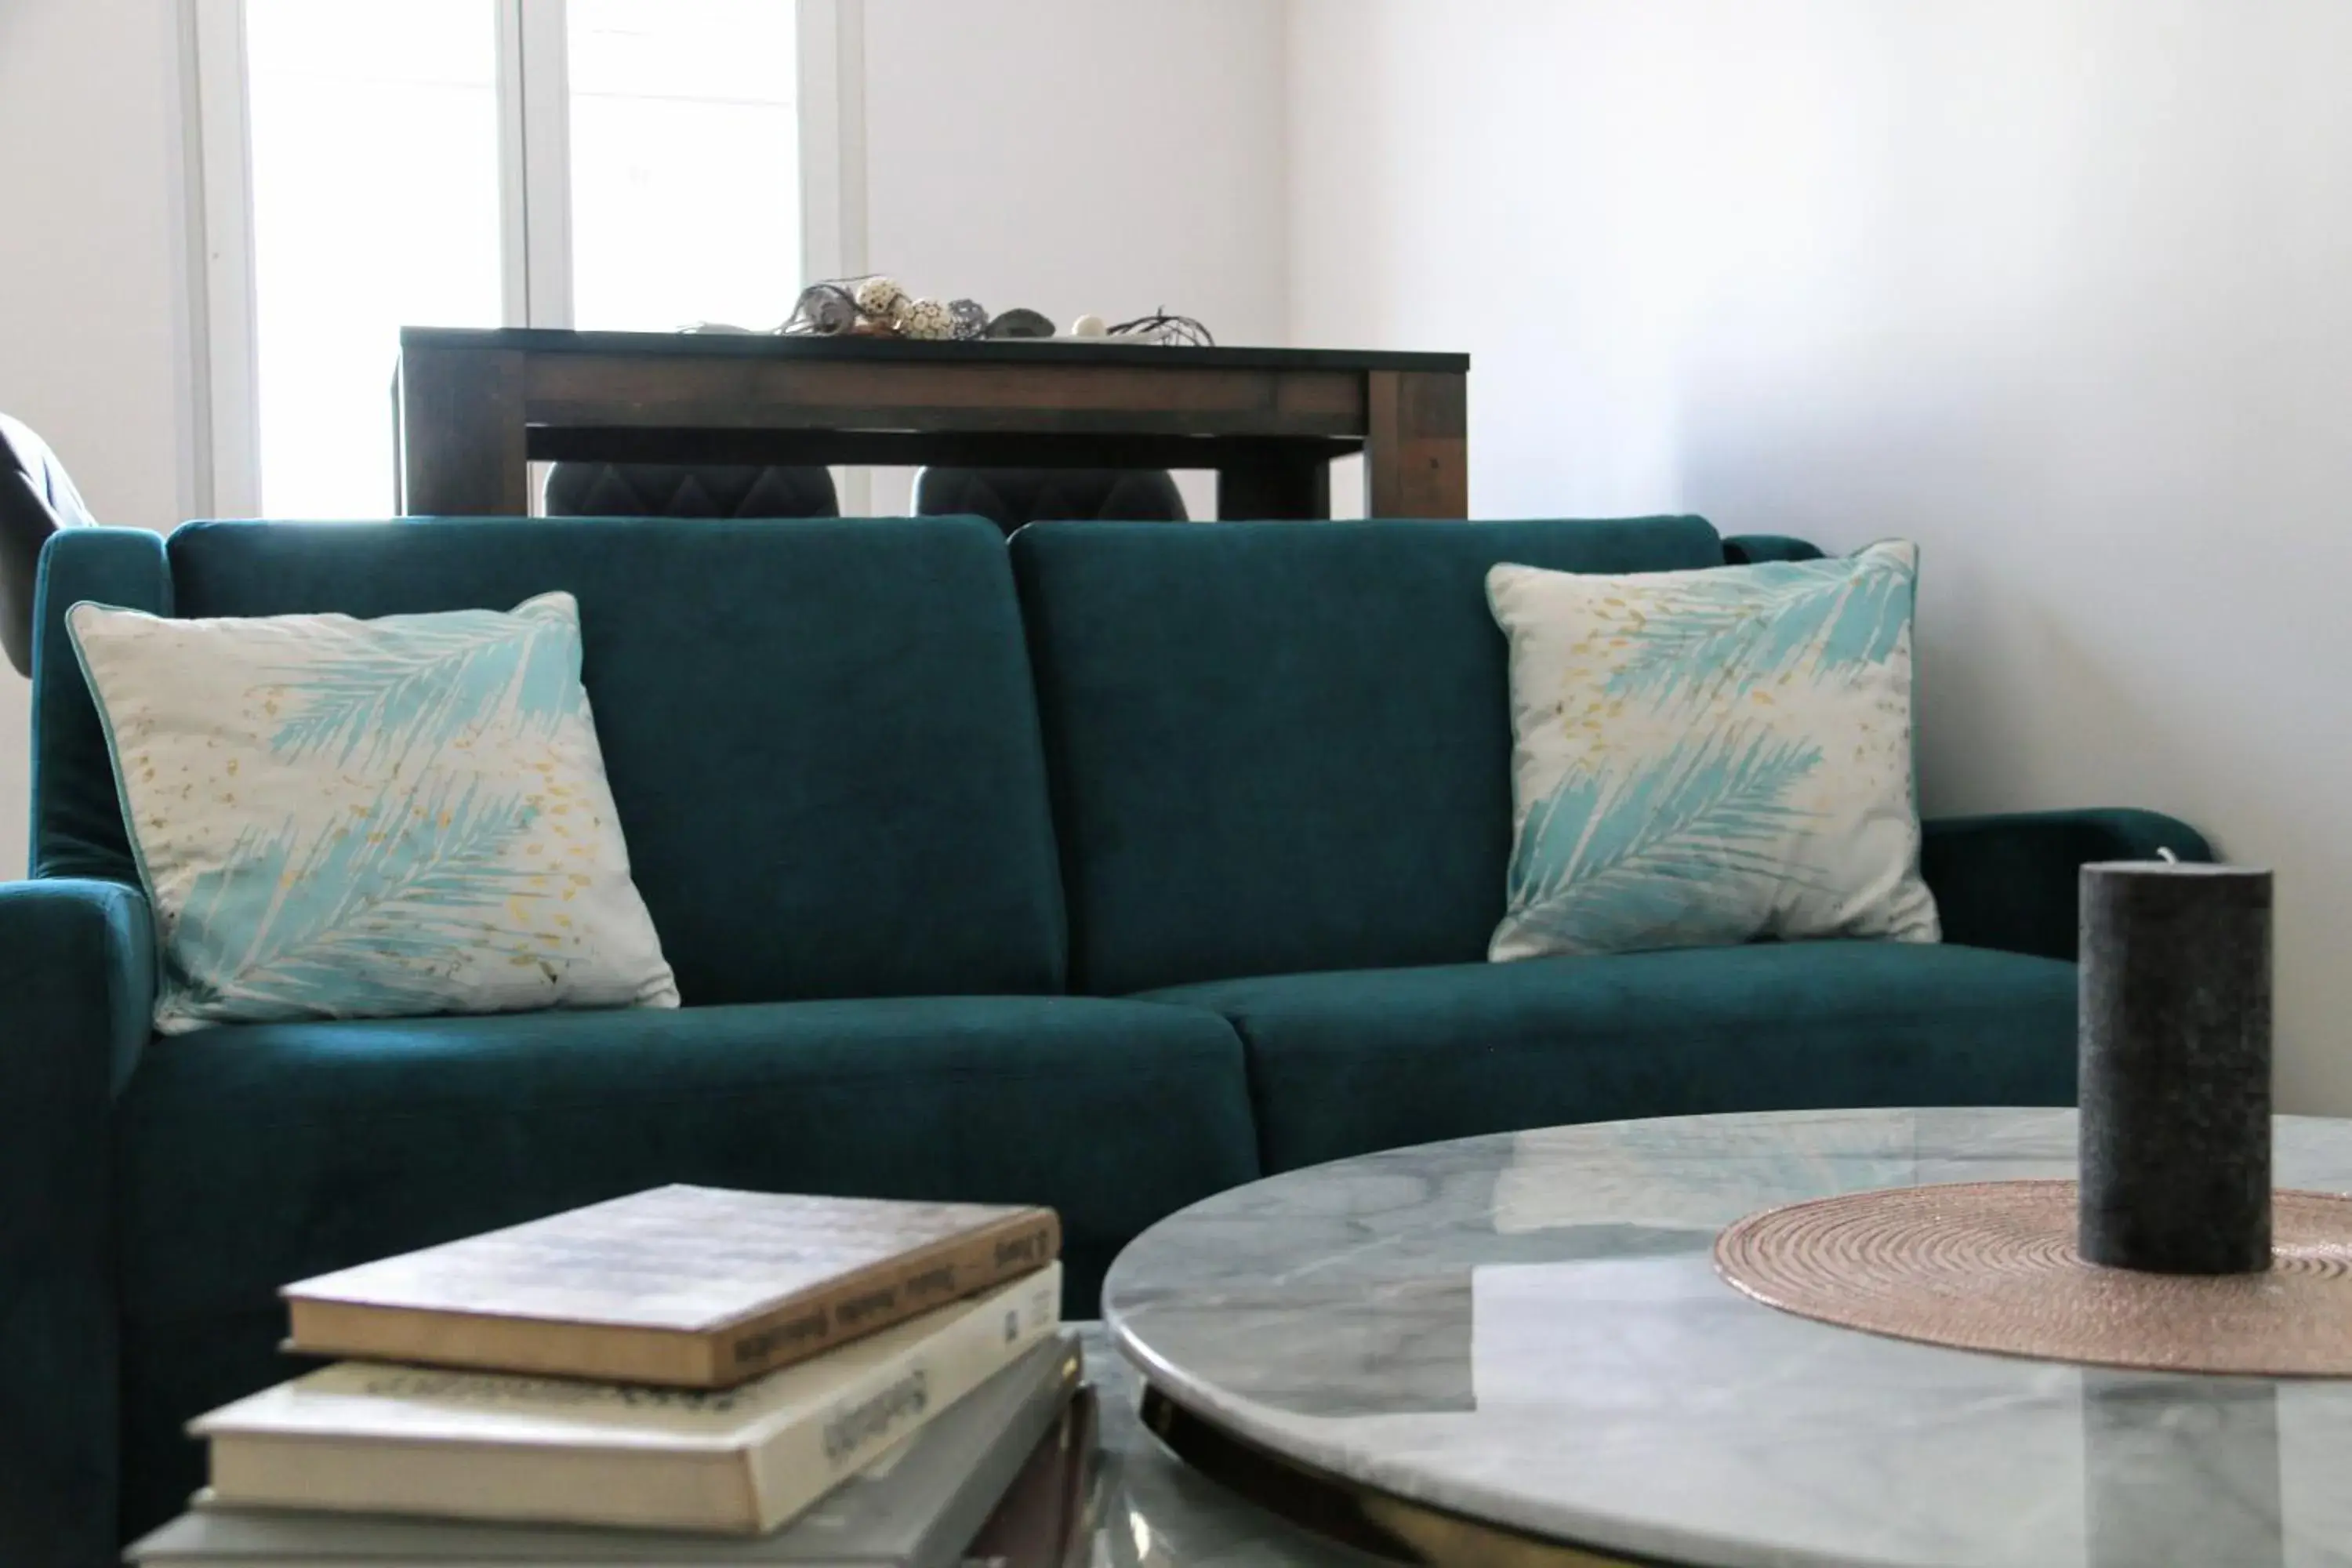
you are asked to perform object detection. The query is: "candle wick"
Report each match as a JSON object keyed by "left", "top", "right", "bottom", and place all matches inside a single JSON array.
[{"left": 2158, "top": 847, "right": 2180, "bottom": 864}]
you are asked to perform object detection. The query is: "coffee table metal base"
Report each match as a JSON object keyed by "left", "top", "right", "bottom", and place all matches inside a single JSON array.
[{"left": 1140, "top": 1383, "right": 1641, "bottom": 1566}]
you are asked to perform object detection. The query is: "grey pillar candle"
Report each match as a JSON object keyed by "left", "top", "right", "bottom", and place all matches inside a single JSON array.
[{"left": 2078, "top": 859, "right": 2273, "bottom": 1274}]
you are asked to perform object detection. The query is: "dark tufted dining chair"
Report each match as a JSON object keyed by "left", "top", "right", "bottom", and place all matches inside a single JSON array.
[
  {"left": 543, "top": 462, "right": 840, "bottom": 521},
  {"left": 913, "top": 467, "right": 1188, "bottom": 535}
]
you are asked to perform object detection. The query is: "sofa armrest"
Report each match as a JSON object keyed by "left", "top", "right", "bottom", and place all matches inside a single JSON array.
[
  {"left": 0, "top": 878, "right": 155, "bottom": 1568},
  {"left": 1921, "top": 809, "right": 2213, "bottom": 961}
]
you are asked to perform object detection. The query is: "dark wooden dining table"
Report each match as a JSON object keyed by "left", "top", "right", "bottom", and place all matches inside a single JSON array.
[{"left": 394, "top": 327, "right": 1468, "bottom": 520}]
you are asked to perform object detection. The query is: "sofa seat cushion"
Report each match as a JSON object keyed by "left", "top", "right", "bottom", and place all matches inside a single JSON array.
[
  {"left": 1145, "top": 941, "right": 2075, "bottom": 1174},
  {"left": 110, "top": 996, "right": 1256, "bottom": 1541}
]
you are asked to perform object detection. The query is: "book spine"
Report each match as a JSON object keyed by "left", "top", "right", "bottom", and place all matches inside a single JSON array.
[
  {"left": 741, "top": 1262, "right": 1065, "bottom": 1532},
  {"left": 717, "top": 1210, "right": 1062, "bottom": 1382}
]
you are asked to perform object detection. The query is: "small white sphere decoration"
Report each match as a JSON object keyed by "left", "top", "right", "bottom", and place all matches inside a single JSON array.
[
  {"left": 854, "top": 276, "right": 906, "bottom": 321},
  {"left": 898, "top": 298, "right": 954, "bottom": 340},
  {"left": 1069, "top": 313, "right": 1108, "bottom": 337}
]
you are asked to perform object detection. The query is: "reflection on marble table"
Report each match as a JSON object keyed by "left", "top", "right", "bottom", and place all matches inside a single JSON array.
[{"left": 1080, "top": 1323, "right": 1384, "bottom": 1567}]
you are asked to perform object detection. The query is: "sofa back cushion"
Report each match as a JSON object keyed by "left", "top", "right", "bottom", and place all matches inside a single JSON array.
[
  {"left": 42, "top": 517, "right": 1066, "bottom": 1004},
  {"left": 1010, "top": 517, "right": 1725, "bottom": 994}
]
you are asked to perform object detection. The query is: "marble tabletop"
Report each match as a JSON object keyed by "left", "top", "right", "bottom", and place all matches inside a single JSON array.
[{"left": 1101, "top": 1108, "right": 2352, "bottom": 1568}]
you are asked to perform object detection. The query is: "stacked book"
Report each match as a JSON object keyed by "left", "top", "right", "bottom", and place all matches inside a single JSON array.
[{"left": 129, "top": 1186, "right": 1096, "bottom": 1568}]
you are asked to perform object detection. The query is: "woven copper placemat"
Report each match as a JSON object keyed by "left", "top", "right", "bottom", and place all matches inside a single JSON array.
[{"left": 1714, "top": 1181, "right": 2352, "bottom": 1375}]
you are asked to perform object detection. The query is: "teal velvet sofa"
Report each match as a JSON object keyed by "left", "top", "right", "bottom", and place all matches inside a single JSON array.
[{"left": 2, "top": 514, "right": 2205, "bottom": 1566}]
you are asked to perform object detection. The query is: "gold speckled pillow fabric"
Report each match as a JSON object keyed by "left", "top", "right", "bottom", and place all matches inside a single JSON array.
[
  {"left": 66, "top": 591, "right": 678, "bottom": 1033},
  {"left": 1486, "top": 541, "right": 1938, "bottom": 961}
]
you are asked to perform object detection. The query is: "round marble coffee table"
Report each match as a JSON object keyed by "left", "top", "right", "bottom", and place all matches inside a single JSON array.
[{"left": 1103, "top": 1107, "right": 2352, "bottom": 1567}]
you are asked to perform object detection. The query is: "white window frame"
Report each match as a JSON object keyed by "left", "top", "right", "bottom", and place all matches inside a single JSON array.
[
  {"left": 497, "top": 0, "right": 574, "bottom": 331},
  {"left": 183, "top": 0, "right": 864, "bottom": 518}
]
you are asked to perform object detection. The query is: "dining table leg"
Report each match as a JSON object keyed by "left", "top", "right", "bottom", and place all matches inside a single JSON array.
[
  {"left": 396, "top": 347, "right": 530, "bottom": 517},
  {"left": 1364, "top": 369, "right": 1468, "bottom": 519}
]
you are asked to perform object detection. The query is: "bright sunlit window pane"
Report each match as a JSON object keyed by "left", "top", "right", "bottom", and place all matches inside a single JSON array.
[
  {"left": 568, "top": 0, "right": 800, "bottom": 332},
  {"left": 245, "top": 0, "right": 502, "bottom": 518}
]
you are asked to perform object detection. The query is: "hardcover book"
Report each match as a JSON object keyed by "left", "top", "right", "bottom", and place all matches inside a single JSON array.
[
  {"left": 196, "top": 1265, "right": 1064, "bottom": 1535},
  {"left": 960, "top": 1383, "right": 1099, "bottom": 1568},
  {"left": 132, "top": 1335, "right": 1081, "bottom": 1566},
  {"left": 281, "top": 1186, "right": 1062, "bottom": 1388}
]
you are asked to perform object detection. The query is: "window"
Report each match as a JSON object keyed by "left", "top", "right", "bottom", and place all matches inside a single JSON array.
[
  {"left": 242, "top": 1, "right": 503, "bottom": 520},
  {"left": 199, "top": 0, "right": 812, "bottom": 518}
]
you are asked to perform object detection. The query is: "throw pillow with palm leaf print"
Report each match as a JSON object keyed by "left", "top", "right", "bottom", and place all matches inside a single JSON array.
[
  {"left": 67, "top": 592, "right": 677, "bottom": 1033},
  {"left": 1486, "top": 541, "right": 1937, "bottom": 961}
]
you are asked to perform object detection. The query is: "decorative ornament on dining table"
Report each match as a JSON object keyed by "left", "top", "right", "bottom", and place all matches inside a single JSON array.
[
  {"left": 985, "top": 307, "right": 1054, "bottom": 339},
  {"left": 1108, "top": 310, "right": 1216, "bottom": 348},
  {"left": 777, "top": 276, "right": 1216, "bottom": 346},
  {"left": 896, "top": 298, "right": 954, "bottom": 340},
  {"left": 851, "top": 275, "right": 907, "bottom": 322},
  {"left": 778, "top": 281, "right": 857, "bottom": 338},
  {"left": 946, "top": 299, "right": 990, "bottom": 341}
]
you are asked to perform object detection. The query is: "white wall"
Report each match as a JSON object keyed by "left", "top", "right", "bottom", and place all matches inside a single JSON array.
[
  {"left": 0, "top": 0, "right": 198, "bottom": 880},
  {"left": 1289, "top": 0, "right": 2352, "bottom": 1110},
  {"left": 864, "top": 0, "right": 1285, "bottom": 341},
  {"left": 859, "top": 0, "right": 1289, "bottom": 515}
]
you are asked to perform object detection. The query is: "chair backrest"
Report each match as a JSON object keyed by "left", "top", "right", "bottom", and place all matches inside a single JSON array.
[
  {"left": 1, "top": 413, "right": 98, "bottom": 676},
  {"left": 914, "top": 467, "right": 1187, "bottom": 535},
  {"left": 544, "top": 462, "right": 840, "bottom": 520}
]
